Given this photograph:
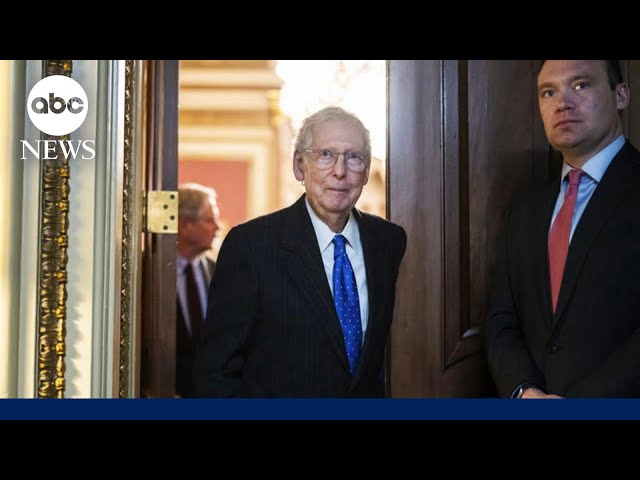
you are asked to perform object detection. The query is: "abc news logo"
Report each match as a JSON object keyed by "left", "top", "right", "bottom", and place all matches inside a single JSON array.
[{"left": 21, "top": 75, "right": 95, "bottom": 160}]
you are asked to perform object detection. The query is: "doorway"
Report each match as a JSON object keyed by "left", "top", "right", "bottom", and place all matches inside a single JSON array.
[{"left": 141, "top": 60, "right": 388, "bottom": 398}]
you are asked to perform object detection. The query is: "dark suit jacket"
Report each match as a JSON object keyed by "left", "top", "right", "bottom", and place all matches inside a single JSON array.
[
  {"left": 486, "top": 140, "right": 640, "bottom": 397},
  {"left": 194, "top": 194, "right": 407, "bottom": 397},
  {"left": 176, "top": 252, "right": 215, "bottom": 398}
]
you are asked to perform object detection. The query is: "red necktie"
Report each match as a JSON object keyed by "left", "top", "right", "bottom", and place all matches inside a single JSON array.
[
  {"left": 184, "top": 262, "right": 203, "bottom": 344},
  {"left": 548, "top": 168, "right": 583, "bottom": 313}
]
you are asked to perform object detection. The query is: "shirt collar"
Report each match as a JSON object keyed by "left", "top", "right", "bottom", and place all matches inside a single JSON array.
[
  {"left": 560, "top": 134, "right": 625, "bottom": 184},
  {"left": 177, "top": 255, "right": 200, "bottom": 273},
  {"left": 305, "top": 197, "right": 357, "bottom": 255}
]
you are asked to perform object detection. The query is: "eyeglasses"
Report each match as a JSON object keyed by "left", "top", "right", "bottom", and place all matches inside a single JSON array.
[{"left": 303, "top": 149, "right": 368, "bottom": 173}]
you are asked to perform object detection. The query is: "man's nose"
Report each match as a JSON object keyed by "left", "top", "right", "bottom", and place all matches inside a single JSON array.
[
  {"left": 333, "top": 153, "right": 347, "bottom": 175},
  {"left": 556, "top": 87, "right": 575, "bottom": 111}
]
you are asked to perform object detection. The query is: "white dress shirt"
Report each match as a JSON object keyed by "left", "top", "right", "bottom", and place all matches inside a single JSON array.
[
  {"left": 305, "top": 198, "right": 369, "bottom": 342},
  {"left": 550, "top": 134, "right": 625, "bottom": 241}
]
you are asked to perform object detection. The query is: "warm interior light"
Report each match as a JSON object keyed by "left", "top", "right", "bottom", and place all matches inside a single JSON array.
[{"left": 275, "top": 60, "right": 386, "bottom": 162}]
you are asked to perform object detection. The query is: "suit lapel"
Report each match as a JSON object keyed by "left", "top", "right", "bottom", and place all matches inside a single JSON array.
[
  {"left": 200, "top": 255, "right": 216, "bottom": 285},
  {"left": 351, "top": 210, "right": 383, "bottom": 381},
  {"left": 554, "top": 143, "right": 640, "bottom": 321},
  {"left": 281, "top": 196, "right": 350, "bottom": 372}
]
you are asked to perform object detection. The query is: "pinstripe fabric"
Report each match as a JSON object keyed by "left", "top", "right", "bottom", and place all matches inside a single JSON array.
[{"left": 194, "top": 194, "right": 407, "bottom": 397}]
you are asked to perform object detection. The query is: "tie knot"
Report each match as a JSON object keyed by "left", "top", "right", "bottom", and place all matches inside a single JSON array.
[
  {"left": 568, "top": 168, "right": 583, "bottom": 186},
  {"left": 333, "top": 234, "right": 347, "bottom": 258}
]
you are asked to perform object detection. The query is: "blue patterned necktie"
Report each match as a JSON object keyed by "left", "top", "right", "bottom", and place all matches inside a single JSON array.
[{"left": 332, "top": 234, "right": 363, "bottom": 374}]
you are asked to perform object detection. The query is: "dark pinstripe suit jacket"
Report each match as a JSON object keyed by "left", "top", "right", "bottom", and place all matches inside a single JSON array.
[
  {"left": 194, "top": 194, "right": 407, "bottom": 397},
  {"left": 486, "top": 140, "right": 640, "bottom": 397}
]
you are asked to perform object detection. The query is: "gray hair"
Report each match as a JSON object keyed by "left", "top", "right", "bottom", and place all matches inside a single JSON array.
[
  {"left": 294, "top": 106, "right": 371, "bottom": 161},
  {"left": 178, "top": 183, "right": 217, "bottom": 221}
]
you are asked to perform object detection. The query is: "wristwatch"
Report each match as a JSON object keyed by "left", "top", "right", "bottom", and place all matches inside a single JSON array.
[{"left": 512, "top": 383, "right": 539, "bottom": 399}]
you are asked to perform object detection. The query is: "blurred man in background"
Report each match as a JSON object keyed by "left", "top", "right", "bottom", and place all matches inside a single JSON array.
[{"left": 176, "top": 183, "right": 221, "bottom": 397}]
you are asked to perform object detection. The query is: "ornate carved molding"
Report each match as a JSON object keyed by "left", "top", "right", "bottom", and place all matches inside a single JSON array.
[
  {"left": 119, "top": 60, "right": 136, "bottom": 398},
  {"left": 37, "top": 60, "right": 72, "bottom": 398}
]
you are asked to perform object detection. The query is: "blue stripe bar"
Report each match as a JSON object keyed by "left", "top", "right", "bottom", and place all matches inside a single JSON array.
[{"left": 1, "top": 398, "right": 640, "bottom": 420}]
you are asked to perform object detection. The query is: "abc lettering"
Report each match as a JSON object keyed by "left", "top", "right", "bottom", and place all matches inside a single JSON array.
[{"left": 31, "top": 94, "right": 84, "bottom": 114}]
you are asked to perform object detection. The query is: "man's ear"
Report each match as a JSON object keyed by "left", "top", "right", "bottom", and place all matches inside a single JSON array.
[
  {"left": 617, "top": 83, "right": 630, "bottom": 110},
  {"left": 293, "top": 151, "right": 304, "bottom": 181},
  {"left": 362, "top": 165, "right": 370, "bottom": 186}
]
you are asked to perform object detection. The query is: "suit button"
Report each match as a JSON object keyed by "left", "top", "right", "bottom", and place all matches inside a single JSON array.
[{"left": 546, "top": 345, "right": 558, "bottom": 354}]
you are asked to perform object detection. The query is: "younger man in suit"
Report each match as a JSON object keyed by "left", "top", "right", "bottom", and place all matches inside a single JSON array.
[
  {"left": 486, "top": 60, "right": 640, "bottom": 398},
  {"left": 194, "top": 106, "right": 406, "bottom": 397}
]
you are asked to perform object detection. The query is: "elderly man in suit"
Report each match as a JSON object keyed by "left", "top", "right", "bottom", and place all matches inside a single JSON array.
[
  {"left": 194, "top": 106, "right": 407, "bottom": 397},
  {"left": 486, "top": 60, "right": 640, "bottom": 398},
  {"left": 176, "top": 183, "right": 220, "bottom": 398}
]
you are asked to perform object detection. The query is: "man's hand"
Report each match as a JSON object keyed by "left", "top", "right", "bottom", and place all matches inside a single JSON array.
[{"left": 521, "top": 387, "right": 563, "bottom": 399}]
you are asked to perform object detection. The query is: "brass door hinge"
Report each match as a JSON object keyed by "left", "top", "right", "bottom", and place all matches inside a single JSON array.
[{"left": 144, "top": 191, "right": 178, "bottom": 233}]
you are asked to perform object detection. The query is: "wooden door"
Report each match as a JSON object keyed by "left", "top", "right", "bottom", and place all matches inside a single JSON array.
[
  {"left": 139, "top": 60, "right": 179, "bottom": 398},
  {"left": 387, "top": 60, "right": 551, "bottom": 397},
  {"left": 134, "top": 59, "right": 640, "bottom": 399}
]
